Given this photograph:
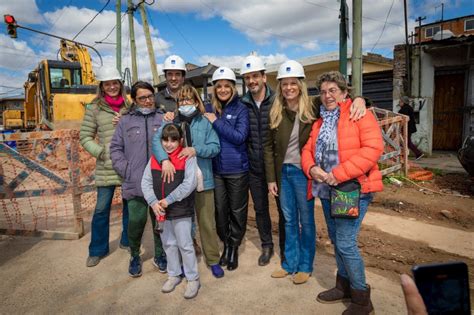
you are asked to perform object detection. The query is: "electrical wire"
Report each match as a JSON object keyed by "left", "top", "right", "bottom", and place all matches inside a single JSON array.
[
  {"left": 304, "top": 0, "right": 403, "bottom": 27},
  {"left": 72, "top": 0, "right": 111, "bottom": 40},
  {"left": 370, "top": 0, "right": 395, "bottom": 52},
  {"left": 157, "top": 2, "right": 203, "bottom": 58},
  {"left": 93, "top": 12, "right": 127, "bottom": 47},
  {"left": 144, "top": 3, "right": 168, "bottom": 57}
]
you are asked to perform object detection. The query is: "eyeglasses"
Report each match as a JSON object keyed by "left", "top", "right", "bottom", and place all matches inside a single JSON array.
[
  {"left": 320, "top": 88, "right": 341, "bottom": 96},
  {"left": 178, "top": 97, "right": 195, "bottom": 104},
  {"left": 136, "top": 94, "right": 155, "bottom": 102}
]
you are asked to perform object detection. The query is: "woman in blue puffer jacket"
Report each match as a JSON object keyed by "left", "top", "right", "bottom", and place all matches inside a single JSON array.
[{"left": 203, "top": 67, "right": 249, "bottom": 271}]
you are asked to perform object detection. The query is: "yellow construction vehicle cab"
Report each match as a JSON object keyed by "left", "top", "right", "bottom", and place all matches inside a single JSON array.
[
  {"left": 15, "top": 40, "right": 100, "bottom": 130},
  {"left": 24, "top": 58, "right": 97, "bottom": 130}
]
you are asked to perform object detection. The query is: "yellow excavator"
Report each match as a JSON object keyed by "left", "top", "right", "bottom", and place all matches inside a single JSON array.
[
  {"left": 13, "top": 39, "right": 99, "bottom": 130},
  {"left": 3, "top": 14, "right": 103, "bottom": 130}
]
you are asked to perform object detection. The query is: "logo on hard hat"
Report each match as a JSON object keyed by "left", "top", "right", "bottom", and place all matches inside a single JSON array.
[
  {"left": 171, "top": 60, "right": 176, "bottom": 65},
  {"left": 246, "top": 63, "right": 251, "bottom": 68},
  {"left": 286, "top": 67, "right": 291, "bottom": 72},
  {"left": 220, "top": 69, "right": 225, "bottom": 73}
]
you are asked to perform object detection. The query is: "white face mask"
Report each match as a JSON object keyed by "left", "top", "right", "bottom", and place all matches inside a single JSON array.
[
  {"left": 137, "top": 107, "right": 154, "bottom": 115},
  {"left": 178, "top": 105, "right": 197, "bottom": 116}
]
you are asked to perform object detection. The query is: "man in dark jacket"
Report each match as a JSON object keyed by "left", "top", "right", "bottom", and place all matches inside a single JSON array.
[
  {"left": 110, "top": 81, "right": 166, "bottom": 277},
  {"left": 240, "top": 55, "right": 281, "bottom": 266},
  {"left": 155, "top": 55, "right": 186, "bottom": 112},
  {"left": 399, "top": 96, "right": 423, "bottom": 160}
]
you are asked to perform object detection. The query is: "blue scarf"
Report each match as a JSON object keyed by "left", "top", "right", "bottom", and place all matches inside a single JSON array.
[{"left": 315, "top": 105, "right": 340, "bottom": 166}]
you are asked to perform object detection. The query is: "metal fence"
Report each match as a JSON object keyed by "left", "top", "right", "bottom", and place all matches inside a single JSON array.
[{"left": 0, "top": 129, "right": 121, "bottom": 239}]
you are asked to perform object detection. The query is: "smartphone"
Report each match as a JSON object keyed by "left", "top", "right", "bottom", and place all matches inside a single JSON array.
[{"left": 412, "top": 261, "right": 471, "bottom": 315}]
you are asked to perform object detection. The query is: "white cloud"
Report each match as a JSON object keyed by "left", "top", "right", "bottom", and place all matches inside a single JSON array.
[
  {"left": 0, "top": 0, "right": 44, "bottom": 25},
  {"left": 0, "top": 4, "right": 172, "bottom": 90},
  {"left": 152, "top": 0, "right": 408, "bottom": 53}
]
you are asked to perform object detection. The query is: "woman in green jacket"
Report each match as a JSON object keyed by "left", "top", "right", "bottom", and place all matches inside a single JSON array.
[{"left": 80, "top": 66, "right": 130, "bottom": 267}]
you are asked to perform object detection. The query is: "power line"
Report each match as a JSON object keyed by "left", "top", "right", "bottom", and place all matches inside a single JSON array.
[
  {"left": 93, "top": 12, "right": 127, "bottom": 47},
  {"left": 145, "top": 4, "right": 168, "bottom": 57},
  {"left": 304, "top": 0, "right": 403, "bottom": 27},
  {"left": 157, "top": 2, "right": 202, "bottom": 58},
  {"left": 198, "top": 0, "right": 335, "bottom": 47},
  {"left": 371, "top": 0, "right": 395, "bottom": 52},
  {"left": 72, "top": 0, "right": 111, "bottom": 41}
]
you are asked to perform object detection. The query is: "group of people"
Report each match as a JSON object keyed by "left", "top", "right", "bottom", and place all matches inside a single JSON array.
[{"left": 79, "top": 53, "right": 384, "bottom": 313}]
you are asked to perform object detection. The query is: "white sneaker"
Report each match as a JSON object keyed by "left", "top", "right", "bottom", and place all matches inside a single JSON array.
[
  {"left": 184, "top": 279, "right": 200, "bottom": 299},
  {"left": 161, "top": 276, "right": 182, "bottom": 293}
]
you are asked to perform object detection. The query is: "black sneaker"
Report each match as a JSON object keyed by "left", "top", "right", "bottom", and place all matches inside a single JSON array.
[
  {"left": 152, "top": 255, "right": 167, "bottom": 273},
  {"left": 129, "top": 256, "right": 142, "bottom": 277}
]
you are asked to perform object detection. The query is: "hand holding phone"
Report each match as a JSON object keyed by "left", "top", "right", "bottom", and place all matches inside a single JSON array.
[{"left": 412, "top": 261, "right": 470, "bottom": 315}]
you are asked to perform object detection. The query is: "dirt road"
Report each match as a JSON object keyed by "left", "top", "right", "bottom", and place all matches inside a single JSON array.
[{"left": 1, "top": 172, "right": 472, "bottom": 314}]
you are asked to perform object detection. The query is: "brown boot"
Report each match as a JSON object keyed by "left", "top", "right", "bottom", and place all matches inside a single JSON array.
[
  {"left": 316, "top": 274, "right": 351, "bottom": 304},
  {"left": 342, "top": 285, "right": 374, "bottom": 315}
]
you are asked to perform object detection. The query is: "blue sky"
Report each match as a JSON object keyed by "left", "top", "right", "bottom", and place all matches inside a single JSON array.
[{"left": 1, "top": 0, "right": 473, "bottom": 96}]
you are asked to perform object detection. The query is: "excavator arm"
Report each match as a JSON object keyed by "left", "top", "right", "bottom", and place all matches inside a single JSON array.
[{"left": 59, "top": 39, "right": 97, "bottom": 85}]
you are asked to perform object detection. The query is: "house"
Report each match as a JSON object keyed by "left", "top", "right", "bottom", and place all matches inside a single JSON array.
[
  {"left": 393, "top": 15, "right": 474, "bottom": 155},
  {"left": 415, "top": 14, "right": 474, "bottom": 43},
  {"left": 265, "top": 52, "right": 394, "bottom": 109}
]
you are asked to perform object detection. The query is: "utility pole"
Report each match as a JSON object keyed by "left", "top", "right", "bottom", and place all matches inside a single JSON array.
[
  {"left": 127, "top": 0, "right": 138, "bottom": 83},
  {"left": 138, "top": 2, "right": 160, "bottom": 86},
  {"left": 439, "top": 2, "right": 444, "bottom": 39},
  {"left": 116, "top": 0, "right": 122, "bottom": 76},
  {"left": 415, "top": 16, "right": 426, "bottom": 44},
  {"left": 352, "top": 0, "right": 362, "bottom": 96},
  {"left": 403, "top": 0, "right": 411, "bottom": 96},
  {"left": 415, "top": 16, "right": 426, "bottom": 97},
  {"left": 339, "top": 0, "right": 348, "bottom": 77}
]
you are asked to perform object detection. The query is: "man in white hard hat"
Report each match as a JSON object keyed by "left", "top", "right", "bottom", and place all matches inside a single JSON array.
[
  {"left": 240, "top": 55, "right": 279, "bottom": 266},
  {"left": 155, "top": 55, "right": 187, "bottom": 112}
]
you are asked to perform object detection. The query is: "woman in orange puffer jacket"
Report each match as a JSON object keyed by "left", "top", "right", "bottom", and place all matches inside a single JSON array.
[{"left": 301, "top": 71, "right": 383, "bottom": 315}]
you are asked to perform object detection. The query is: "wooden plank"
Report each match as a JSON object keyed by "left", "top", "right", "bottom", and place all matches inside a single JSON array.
[
  {"left": 0, "top": 228, "right": 80, "bottom": 240},
  {"left": 380, "top": 164, "right": 402, "bottom": 176}
]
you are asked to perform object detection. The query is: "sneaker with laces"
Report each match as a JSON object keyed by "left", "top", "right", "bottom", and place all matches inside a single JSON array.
[
  {"left": 184, "top": 279, "right": 200, "bottom": 299},
  {"left": 162, "top": 276, "right": 182, "bottom": 293},
  {"left": 153, "top": 255, "right": 167, "bottom": 273},
  {"left": 128, "top": 256, "right": 142, "bottom": 277},
  {"left": 210, "top": 264, "right": 224, "bottom": 278}
]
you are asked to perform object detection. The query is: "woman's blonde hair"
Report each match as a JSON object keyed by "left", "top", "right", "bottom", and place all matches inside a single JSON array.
[
  {"left": 210, "top": 80, "right": 237, "bottom": 114},
  {"left": 269, "top": 78, "right": 315, "bottom": 129},
  {"left": 177, "top": 84, "right": 205, "bottom": 113},
  {"left": 93, "top": 79, "right": 128, "bottom": 105}
]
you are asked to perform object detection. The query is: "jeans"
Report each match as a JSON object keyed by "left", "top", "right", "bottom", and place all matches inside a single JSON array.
[
  {"left": 161, "top": 217, "right": 199, "bottom": 281},
  {"left": 127, "top": 197, "right": 163, "bottom": 258},
  {"left": 249, "top": 171, "right": 274, "bottom": 249},
  {"left": 214, "top": 173, "right": 249, "bottom": 247},
  {"left": 320, "top": 194, "right": 373, "bottom": 290},
  {"left": 89, "top": 186, "right": 129, "bottom": 257},
  {"left": 280, "top": 164, "right": 315, "bottom": 273}
]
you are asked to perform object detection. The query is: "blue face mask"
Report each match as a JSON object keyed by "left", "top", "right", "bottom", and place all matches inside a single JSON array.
[
  {"left": 137, "top": 107, "right": 154, "bottom": 115},
  {"left": 178, "top": 105, "right": 197, "bottom": 116}
]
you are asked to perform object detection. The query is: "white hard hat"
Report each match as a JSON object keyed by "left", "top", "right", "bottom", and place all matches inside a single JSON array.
[
  {"left": 163, "top": 55, "right": 186, "bottom": 72},
  {"left": 276, "top": 60, "right": 305, "bottom": 80},
  {"left": 96, "top": 66, "right": 122, "bottom": 82},
  {"left": 212, "top": 66, "right": 236, "bottom": 83},
  {"left": 240, "top": 55, "right": 266, "bottom": 75}
]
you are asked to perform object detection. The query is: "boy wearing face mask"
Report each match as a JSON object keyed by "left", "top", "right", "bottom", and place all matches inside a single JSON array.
[{"left": 152, "top": 84, "right": 224, "bottom": 278}]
